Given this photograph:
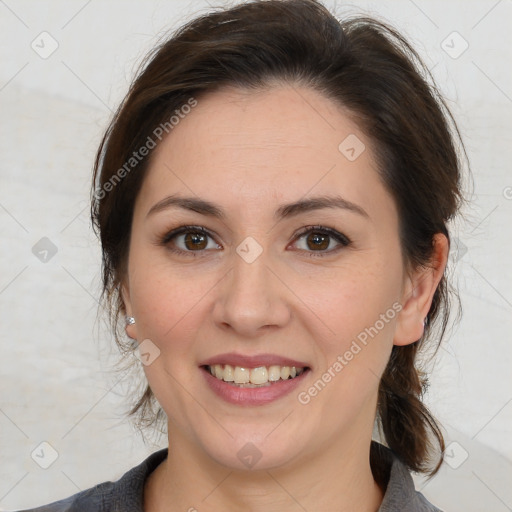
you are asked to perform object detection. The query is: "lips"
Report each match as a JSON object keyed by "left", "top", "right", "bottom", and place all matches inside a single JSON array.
[
  {"left": 200, "top": 352, "right": 309, "bottom": 369},
  {"left": 199, "top": 353, "right": 311, "bottom": 406}
]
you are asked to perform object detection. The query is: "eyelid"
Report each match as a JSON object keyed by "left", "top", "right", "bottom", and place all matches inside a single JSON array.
[
  {"left": 292, "top": 225, "right": 351, "bottom": 246},
  {"left": 159, "top": 225, "right": 221, "bottom": 257},
  {"left": 160, "top": 225, "right": 216, "bottom": 245}
]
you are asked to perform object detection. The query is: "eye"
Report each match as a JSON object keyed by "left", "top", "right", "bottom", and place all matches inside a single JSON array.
[
  {"left": 159, "top": 224, "right": 351, "bottom": 258},
  {"left": 291, "top": 225, "right": 351, "bottom": 257},
  {"left": 160, "top": 225, "right": 221, "bottom": 256}
]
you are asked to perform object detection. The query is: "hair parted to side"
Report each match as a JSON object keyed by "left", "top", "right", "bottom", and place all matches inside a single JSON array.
[{"left": 91, "top": 0, "right": 467, "bottom": 476}]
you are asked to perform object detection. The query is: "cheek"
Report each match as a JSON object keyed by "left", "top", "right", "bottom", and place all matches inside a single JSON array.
[
  {"left": 301, "top": 258, "right": 401, "bottom": 351},
  {"left": 127, "top": 256, "right": 218, "bottom": 420},
  {"left": 296, "top": 264, "right": 401, "bottom": 423},
  {"left": 127, "top": 249, "right": 218, "bottom": 355}
]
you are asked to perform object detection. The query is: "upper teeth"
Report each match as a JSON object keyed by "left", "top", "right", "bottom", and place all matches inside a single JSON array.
[{"left": 208, "top": 364, "right": 304, "bottom": 385}]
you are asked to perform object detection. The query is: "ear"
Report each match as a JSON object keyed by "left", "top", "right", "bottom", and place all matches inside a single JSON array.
[
  {"left": 394, "top": 233, "right": 449, "bottom": 346},
  {"left": 121, "top": 281, "right": 137, "bottom": 340}
]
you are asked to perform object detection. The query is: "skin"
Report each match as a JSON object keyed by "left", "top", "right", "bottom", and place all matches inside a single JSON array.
[{"left": 122, "top": 84, "right": 448, "bottom": 512}]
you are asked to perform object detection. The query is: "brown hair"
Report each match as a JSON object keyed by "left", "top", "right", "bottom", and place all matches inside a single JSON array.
[{"left": 91, "top": 0, "right": 467, "bottom": 475}]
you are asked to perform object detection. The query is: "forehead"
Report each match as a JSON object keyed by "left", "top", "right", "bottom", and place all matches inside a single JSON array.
[{"left": 137, "top": 85, "right": 396, "bottom": 224}]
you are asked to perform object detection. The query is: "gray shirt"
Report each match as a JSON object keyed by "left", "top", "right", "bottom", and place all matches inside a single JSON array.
[{"left": 18, "top": 443, "right": 442, "bottom": 511}]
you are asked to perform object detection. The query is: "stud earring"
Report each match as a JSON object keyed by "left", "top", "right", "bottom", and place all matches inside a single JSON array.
[{"left": 125, "top": 317, "right": 137, "bottom": 348}]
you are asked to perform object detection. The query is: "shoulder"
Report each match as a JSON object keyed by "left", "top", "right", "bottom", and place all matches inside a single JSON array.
[
  {"left": 373, "top": 442, "right": 443, "bottom": 512},
  {"left": 17, "top": 449, "right": 168, "bottom": 512},
  {"left": 20, "top": 444, "right": 440, "bottom": 512}
]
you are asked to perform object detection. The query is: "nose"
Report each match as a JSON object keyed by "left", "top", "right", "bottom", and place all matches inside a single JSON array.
[{"left": 212, "top": 247, "right": 292, "bottom": 338}]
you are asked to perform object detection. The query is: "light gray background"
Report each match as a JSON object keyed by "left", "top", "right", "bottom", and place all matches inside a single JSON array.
[{"left": 0, "top": 0, "right": 511, "bottom": 510}]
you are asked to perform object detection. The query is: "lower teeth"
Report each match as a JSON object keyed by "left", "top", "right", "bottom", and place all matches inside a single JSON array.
[
  {"left": 227, "top": 381, "right": 273, "bottom": 388},
  {"left": 213, "top": 372, "right": 303, "bottom": 387}
]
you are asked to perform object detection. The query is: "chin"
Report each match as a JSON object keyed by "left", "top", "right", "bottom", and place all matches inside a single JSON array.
[{"left": 194, "top": 422, "right": 310, "bottom": 472}]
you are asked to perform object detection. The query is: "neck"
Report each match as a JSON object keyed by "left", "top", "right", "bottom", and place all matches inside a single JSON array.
[{"left": 145, "top": 426, "right": 384, "bottom": 512}]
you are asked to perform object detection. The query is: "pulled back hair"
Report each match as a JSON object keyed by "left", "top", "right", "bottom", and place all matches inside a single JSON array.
[{"left": 91, "top": 0, "right": 466, "bottom": 476}]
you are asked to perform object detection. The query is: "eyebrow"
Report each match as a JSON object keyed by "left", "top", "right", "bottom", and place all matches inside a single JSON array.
[{"left": 147, "top": 194, "right": 370, "bottom": 221}]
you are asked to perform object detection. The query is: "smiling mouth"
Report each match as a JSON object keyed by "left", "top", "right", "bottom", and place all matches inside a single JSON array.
[{"left": 204, "top": 364, "right": 309, "bottom": 387}]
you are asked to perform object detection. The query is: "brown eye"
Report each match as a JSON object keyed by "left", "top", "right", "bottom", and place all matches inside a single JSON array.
[
  {"left": 183, "top": 231, "right": 208, "bottom": 250},
  {"left": 161, "top": 226, "right": 221, "bottom": 255},
  {"left": 305, "top": 232, "right": 330, "bottom": 251},
  {"left": 293, "top": 226, "right": 351, "bottom": 257}
]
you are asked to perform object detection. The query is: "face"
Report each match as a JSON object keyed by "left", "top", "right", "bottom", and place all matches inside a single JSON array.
[{"left": 123, "top": 85, "right": 418, "bottom": 471}]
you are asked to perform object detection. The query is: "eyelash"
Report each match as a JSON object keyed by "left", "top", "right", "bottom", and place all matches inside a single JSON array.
[{"left": 159, "top": 224, "right": 352, "bottom": 258}]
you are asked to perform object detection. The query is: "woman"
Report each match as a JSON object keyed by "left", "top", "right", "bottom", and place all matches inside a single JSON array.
[{"left": 22, "top": 0, "right": 466, "bottom": 510}]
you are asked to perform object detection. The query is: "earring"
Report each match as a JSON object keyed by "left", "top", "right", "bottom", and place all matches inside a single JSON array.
[{"left": 125, "top": 317, "right": 137, "bottom": 348}]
